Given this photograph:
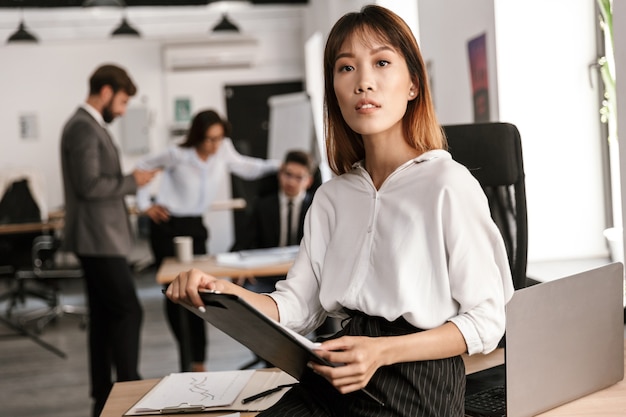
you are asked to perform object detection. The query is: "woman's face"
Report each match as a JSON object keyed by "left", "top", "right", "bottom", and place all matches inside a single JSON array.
[
  {"left": 332, "top": 32, "right": 416, "bottom": 140},
  {"left": 198, "top": 123, "right": 225, "bottom": 156}
]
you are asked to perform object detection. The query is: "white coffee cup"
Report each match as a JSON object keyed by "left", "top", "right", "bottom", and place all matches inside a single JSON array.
[{"left": 173, "top": 236, "right": 193, "bottom": 263}]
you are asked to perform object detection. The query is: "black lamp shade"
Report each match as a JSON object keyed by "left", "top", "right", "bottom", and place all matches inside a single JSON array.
[
  {"left": 7, "top": 21, "right": 38, "bottom": 43},
  {"left": 111, "top": 17, "right": 141, "bottom": 37},
  {"left": 83, "top": 0, "right": 126, "bottom": 7},
  {"left": 212, "top": 14, "right": 240, "bottom": 32}
]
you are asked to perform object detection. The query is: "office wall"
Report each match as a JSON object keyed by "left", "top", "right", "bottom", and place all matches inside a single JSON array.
[
  {"left": 418, "top": 0, "right": 606, "bottom": 262},
  {"left": 0, "top": 5, "right": 306, "bottom": 255},
  {"left": 417, "top": 0, "right": 498, "bottom": 124}
]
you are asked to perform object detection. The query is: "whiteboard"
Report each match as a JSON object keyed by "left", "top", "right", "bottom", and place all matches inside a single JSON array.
[{"left": 267, "top": 92, "right": 314, "bottom": 161}]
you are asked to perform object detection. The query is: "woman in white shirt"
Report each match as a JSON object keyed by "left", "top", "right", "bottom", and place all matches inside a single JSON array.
[
  {"left": 136, "top": 109, "right": 279, "bottom": 372},
  {"left": 166, "top": 6, "right": 513, "bottom": 416}
]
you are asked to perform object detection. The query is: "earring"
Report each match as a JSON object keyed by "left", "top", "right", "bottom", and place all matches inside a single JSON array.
[{"left": 409, "top": 91, "right": 415, "bottom": 97}]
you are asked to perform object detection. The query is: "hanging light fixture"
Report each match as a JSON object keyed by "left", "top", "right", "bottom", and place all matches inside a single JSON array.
[
  {"left": 211, "top": 13, "right": 240, "bottom": 33},
  {"left": 111, "top": 16, "right": 140, "bottom": 37},
  {"left": 6, "top": 9, "right": 38, "bottom": 44},
  {"left": 82, "top": 0, "right": 126, "bottom": 6},
  {"left": 7, "top": 21, "right": 38, "bottom": 43}
]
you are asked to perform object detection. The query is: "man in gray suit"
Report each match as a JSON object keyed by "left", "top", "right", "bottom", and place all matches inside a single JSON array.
[{"left": 60, "top": 64, "right": 157, "bottom": 417}]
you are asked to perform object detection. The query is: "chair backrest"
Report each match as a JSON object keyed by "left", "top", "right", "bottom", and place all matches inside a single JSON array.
[
  {"left": 443, "top": 122, "right": 528, "bottom": 290},
  {"left": 31, "top": 235, "right": 60, "bottom": 271},
  {"left": 0, "top": 179, "right": 41, "bottom": 225}
]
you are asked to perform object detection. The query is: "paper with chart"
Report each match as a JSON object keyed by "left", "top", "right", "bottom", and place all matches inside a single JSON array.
[{"left": 128, "top": 370, "right": 254, "bottom": 414}]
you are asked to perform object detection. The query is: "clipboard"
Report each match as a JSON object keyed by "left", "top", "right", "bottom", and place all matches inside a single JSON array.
[
  {"left": 179, "top": 291, "right": 385, "bottom": 406},
  {"left": 181, "top": 291, "right": 336, "bottom": 380}
]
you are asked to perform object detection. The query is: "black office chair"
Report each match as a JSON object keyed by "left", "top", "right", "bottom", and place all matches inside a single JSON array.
[
  {"left": 9, "top": 235, "right": 87, "bottom": 333},
  {"left": 443, "top": 122, "right": 530, "bottom": 290}
]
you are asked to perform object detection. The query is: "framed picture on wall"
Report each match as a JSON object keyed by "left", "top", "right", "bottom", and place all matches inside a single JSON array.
[
  {"left": 467, "top": 33, "right": 490, "bottom": 123},
  {"left": 174, "top": 97, "right": 192, "bottom": 123}
]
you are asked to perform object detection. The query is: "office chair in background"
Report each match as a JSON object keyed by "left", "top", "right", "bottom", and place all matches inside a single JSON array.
[
  {"left": 443, "top": 122, "right": 530, "bottom": 290},
  {"left": 9, "top": 235, "right": 87, "bottom": 333}
]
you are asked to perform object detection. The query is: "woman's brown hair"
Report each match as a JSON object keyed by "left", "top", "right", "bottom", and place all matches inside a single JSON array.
[
  {"left": 180, "top": 110, "right": 232, "bottom": 149},
  {"left": 323, "top": 5, "right": 446, "bottom": 175}
]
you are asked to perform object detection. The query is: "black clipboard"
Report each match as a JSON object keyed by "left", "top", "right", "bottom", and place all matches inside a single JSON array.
[
  {"left": 181, "top": 291, "right": 336, "bottom": 380},
  {"left": 177, "top": 291, "right": 385, "bottom": 406}
]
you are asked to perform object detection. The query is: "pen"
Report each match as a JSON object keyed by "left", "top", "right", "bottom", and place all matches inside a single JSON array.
[
  {"left": 361, "top": 388, "right": 385, "bottom": 407},
  {"left": 241, "top": 383, "right": 298, "bottom": 404}
]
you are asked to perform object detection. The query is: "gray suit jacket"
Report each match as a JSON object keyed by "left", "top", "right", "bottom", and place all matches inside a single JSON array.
[{"left": 60, "top": 107, "right": 137, "bottom": 257}]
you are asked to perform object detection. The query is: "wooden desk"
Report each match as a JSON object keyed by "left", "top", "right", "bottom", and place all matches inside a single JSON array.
[
  {"left": 156, "top": 256, "right": 294, "bottom": 284},
  {"left": 101, "top": 343, "right": 626, "bottom": 417},
  {"left": 0, "top": 216, "right": 63, "bottom": 235}
]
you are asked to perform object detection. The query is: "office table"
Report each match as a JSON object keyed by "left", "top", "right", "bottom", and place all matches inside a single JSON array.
[
  {"left": 0, "top": 209, "right": 64, "bottom": 235},
  {"left": 101, "top": 343, "right": 626, "bottom": 417},
  {"left": 156, "top": 255, "right": 294, "bottom": 284}
]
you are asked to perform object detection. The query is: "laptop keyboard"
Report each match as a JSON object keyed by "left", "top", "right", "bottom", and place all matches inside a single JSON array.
[{"left": 464, "top": 385, "right": 506, "bottom": 417}]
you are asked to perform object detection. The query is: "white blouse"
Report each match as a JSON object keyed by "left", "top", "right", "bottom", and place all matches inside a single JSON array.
[
  {"left": 270, "top": 149, "right": 514, "bottom": 355},
  {"left": 136, "top": 139, "right": 280, "bottom": 216}
]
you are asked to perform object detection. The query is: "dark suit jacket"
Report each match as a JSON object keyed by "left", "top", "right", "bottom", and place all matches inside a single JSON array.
[
  {"left": 233, "top": 192, "right": 313, "bottom": 251},
  {"left": 60, "top": 107, "right": 137, "bottom": 256}
]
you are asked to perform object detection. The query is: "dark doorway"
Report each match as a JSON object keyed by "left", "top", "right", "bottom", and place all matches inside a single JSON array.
[{"left": 225, "top": 80, "right": 304, "bottom": 247}]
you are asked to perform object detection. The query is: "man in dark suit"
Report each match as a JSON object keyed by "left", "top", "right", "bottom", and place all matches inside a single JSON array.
[
  {"left": 233, "top": 150, "right": 315, "bottom": 293},
  {"left": 60, "top": 64, "right": 157, "bottom": 417}
]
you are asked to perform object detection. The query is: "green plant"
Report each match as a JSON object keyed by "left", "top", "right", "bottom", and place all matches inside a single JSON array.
[{"left": 597, "top": 0, "right": 615, "bottom": 136}]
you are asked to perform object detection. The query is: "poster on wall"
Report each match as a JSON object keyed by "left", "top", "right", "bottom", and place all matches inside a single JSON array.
[
  {"left": 467, "top": 33, "right": 490, "bottom": 123},
  {"left": 19, "top": 113, "right": 39, "bottom": 140},
  {"left": 174, "top": 97, "right": 192, "bottom": 123}
]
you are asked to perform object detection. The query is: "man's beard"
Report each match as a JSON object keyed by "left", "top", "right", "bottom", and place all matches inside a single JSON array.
[{"left": 102, "top": 100, "right": 115, "bottom": 124}]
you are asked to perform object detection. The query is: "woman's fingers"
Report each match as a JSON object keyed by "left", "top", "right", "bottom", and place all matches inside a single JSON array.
[
  {"left": 165, "top": 268, "right": 217, "bottom": 308},
  {"left": 309, "top": 336, "right": 384, "bottom": 393}
]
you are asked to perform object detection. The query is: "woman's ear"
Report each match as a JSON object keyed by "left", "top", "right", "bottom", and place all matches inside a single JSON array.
[{"left": 408, "top": 81, "right": 418, "bottom": 101}]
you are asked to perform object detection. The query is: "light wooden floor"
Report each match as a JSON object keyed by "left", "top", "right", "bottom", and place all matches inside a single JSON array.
[{"left": 0, "top": 267, "right": 256, "bottom": 417}]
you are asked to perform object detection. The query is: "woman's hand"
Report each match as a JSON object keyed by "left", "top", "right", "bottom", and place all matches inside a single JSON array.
[
  {"left": 166, "top": 269, "right": 281, "bottom": 321},
  {"left": 165, "top": 268, "right": 235, "bottom": 309},
  {"left": 145, "top": 204, "right": 170, "bottom": 223},
  {"left": 309, "top": 336, "right": 389, "bottom": 394}
]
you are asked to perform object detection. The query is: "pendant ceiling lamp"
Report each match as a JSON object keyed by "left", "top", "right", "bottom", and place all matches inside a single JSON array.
[
  {"left": 111, "top": 16, "right": 141, "bottom": 37},
  {"left": 212, "top": 13, "right": 240, "bottom": 33},
  {"left": 7, "top": 20, "right": 38, "bottom": 43},
  {"left": 82, "top": 0, "right": 126, "bottom": 6}
]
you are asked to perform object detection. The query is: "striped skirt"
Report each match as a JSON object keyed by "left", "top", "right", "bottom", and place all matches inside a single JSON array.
[{"left": 258, "top": 311, "right": 465, "bottom": 417}]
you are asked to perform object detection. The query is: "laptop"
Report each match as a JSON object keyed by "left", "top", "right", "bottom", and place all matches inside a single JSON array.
[{"left": 465, "top": 262, "right": 625, "bottom": 417}]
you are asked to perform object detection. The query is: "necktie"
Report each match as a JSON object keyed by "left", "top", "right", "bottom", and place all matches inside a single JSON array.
[{"left": 286, "top": 200, "right": 294, "bottom": 246}]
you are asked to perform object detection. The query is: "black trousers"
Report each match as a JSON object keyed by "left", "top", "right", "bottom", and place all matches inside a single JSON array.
[
  {"left": 78, "top": 255, "right": 143, "bottom": 417},
  {"left": 149, "top": 216, "right": 208, "bottom": 371},
  {"left": 259, "top": 312, "right": 465, "bottom": 417}
]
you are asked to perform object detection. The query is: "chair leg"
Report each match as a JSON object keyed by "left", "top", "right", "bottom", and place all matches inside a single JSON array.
[
  {"left": 0, "top": 313, "right": 66, "bottom": 358},
  {"left": 16, "top": 290, "right": 88, "bottom": 333},
  {"left": 3, "top": 276, "right": 88, "bottom": 333}
]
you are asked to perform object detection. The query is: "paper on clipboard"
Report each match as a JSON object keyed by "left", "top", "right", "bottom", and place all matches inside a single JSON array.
[
  {"left": 126, "top": 370, "right": 253, "bottom": 415},
  {"left": 124, "top": 370, "right": 297, "bottom": 415}
]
